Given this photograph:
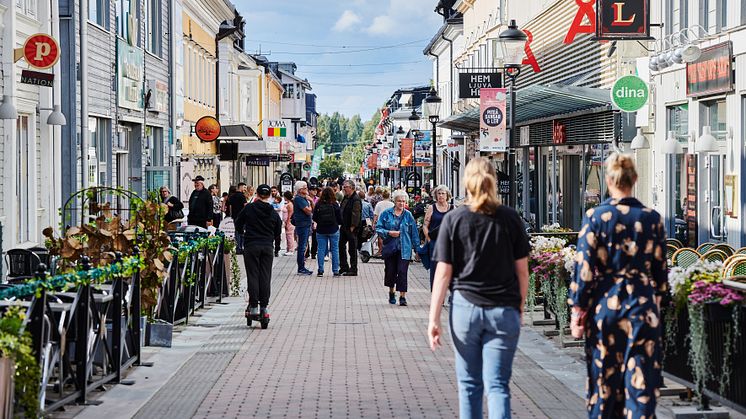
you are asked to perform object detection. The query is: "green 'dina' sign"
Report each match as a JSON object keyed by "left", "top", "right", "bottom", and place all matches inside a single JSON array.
[{"left": 611, "top": 75, "right": 649, "bottom": 113}]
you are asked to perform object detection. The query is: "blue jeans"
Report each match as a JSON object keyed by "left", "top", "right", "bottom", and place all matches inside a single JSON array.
[
  {"left": 450, "top": 291, "right": 521, "bottom": 419},
  {"left": 316, "top": 230, "right": 340, "bottom": 274},
  {"left": 296, "top": 225, "right": 311, "bottom": 271}
]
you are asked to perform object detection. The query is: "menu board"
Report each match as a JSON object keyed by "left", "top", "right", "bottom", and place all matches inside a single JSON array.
[{"left": 686, "top": 155, "right": 698, "bottom": 247}]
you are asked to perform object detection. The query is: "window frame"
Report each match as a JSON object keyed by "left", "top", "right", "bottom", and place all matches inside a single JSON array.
[
  {"left": 89, "top": 0, "right": 109, "bottom": 29},
  {"left": 146, "top": 0, "right": 162, "bottom": 56}
]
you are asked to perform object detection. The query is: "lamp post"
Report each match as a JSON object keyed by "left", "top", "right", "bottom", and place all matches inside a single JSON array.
[
  {"left": 425, "top": 87, "right": 442, "bottom": 188},
  {"left": 496, "top": 19, "right": 528, "bottom": 210},
  {"left": 408, "top": 110, "right": 420, "bottom": 190}
]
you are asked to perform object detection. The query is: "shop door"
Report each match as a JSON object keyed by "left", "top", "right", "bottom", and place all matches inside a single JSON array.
[
  {"left": 561, "top": 155, "right": 582, "bottom": 230},
  {"left": 706, "top": 154, "right": 727, "bottom": 243}
]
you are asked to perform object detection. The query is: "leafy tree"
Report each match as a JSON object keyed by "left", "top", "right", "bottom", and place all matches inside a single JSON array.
[
  {"left": 340, "top": 143, "right": 366, "bottom": 175},
  {"left": 319, "top": 155, "right": 345, "bottom": 179}
]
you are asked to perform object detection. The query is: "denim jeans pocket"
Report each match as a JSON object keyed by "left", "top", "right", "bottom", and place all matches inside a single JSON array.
[{"left": 450, "top": 292, "right": 478, "bottom": 338}]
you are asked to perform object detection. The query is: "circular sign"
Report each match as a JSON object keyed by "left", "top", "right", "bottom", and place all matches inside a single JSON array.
[
  {"left": 23, "top": 33, "right": 60, "bottom": 70},
  {"left": 482, "top": 106, "right": 504, "bottom": 127},
  {"left": 611, "top": 75, "right": 649, "bottom": 113},
  {"left": 195, "top": 116, "right": 221, "bottom": 142}
]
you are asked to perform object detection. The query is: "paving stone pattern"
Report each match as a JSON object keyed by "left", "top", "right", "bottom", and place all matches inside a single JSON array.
[{"left": 136, "top": 254, "right": 584, "bottom": 418}]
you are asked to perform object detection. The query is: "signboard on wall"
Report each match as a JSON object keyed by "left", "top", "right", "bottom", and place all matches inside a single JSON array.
[
  {"left": 479, "top": 88, "right": 508, "bottom": 152},
  {"left": 686, "top": 42, "right": 733, "bottom": 98},
  {"left": 458, "top": 72, "right": 502, "bottom": 99},
  {"left": 686, "top": 154, "right": 698, "bottom": 247},
  {"left": 147, "top": 79, "right": 168, "bottom": 113},
  {"left": 596, "top": 0, "right": 650, "bottom": 40},
  {"left": 117, "top": 39, "right": 144, "bottom": 110}
]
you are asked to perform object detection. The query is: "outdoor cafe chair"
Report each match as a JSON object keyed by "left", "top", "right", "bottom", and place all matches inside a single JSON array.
[
  {"left": 666, "top": 238, "right": 683, "bottom": 249},
  {"left": 711, "top": 243, "right": 734, "bottom": 257},
  {"left": 696, "top": 242, "right": 715, "bottom": 254},
  {"left": 700, "top": 249, "right": 728, "bottom": 263},
  {"left": 4, "top": 249, "right": 42, "bottom": 283},
  {"left": 671, "top": 248, "right": 700, "bottom": 268}
]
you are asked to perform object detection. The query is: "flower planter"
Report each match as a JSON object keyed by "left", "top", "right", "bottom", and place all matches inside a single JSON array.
[
  {"left": 0, "top": 358, "right": 14, "bottom": 418},
  {"left": 145, "top": 321, "right": 173, "bottom": 348}
]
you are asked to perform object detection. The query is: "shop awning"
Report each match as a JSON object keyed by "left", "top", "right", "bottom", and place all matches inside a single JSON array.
[
  {"left": 438, "top": 85, "right": 613, "bottom": 132},
  {"left": 219, "top": 124, "right": 260, "bottom": 140}
]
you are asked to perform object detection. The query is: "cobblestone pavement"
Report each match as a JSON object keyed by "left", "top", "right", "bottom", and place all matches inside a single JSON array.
[{"left": 141, "top": 254, "right": 585, "bottom": 419}]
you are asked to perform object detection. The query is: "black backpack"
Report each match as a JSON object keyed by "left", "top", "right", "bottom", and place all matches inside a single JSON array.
[{"left": 316, "top": 203, "right": 336, "bottom": 226}]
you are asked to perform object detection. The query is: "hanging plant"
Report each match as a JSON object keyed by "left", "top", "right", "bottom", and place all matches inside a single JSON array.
[
  {"left": 0, "top": 306, "right": 40, "bottom": 416},
  {"left": 686, "top": 280, "right": 743, "bottom": 398},
  {"left": 223, "top": 239, "right": 242, "bottom": 297},
  {"left": 525, "top": 273, "right": 536, "bottom": 323}
]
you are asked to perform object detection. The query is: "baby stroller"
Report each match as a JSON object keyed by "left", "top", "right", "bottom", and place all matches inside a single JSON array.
[{"left": 359, "top": 224, "right": 378, "bottom": 263}]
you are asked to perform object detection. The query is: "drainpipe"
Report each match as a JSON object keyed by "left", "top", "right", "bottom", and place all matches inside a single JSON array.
[
  {"left": 441, "top": 33, "right": 454, "bottom": 117},
  {"left": 51, "top": 0, "right": 63, "bottom": 227},
  {"left": 80, "top": 0, "right": 89, "bottom": 190}
]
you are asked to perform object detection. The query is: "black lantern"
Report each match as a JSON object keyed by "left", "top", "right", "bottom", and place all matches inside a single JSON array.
[{"left": 497, "top": 19, "right": 528, "bottom": 67}]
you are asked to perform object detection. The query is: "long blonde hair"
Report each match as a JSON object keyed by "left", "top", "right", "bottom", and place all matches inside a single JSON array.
[
  {"left": 605, "top": 152, "right": 638, "bottom": 190},
  {"left": 464, "top": 157, "right": 500, "bottom": 214}
]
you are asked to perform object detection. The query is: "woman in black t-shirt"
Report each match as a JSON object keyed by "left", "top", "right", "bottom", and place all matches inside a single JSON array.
[{"left": 428, "top": 157, "right": 530, "bottom": 419}]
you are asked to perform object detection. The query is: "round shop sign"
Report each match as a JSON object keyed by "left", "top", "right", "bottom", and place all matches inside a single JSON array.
[
  {"left": 23, "top": 33, "right": 60, "bottom": 70},
  {"left": 195, "top": 116, "right": 221, "bottom": 142},
  {"left": 482, "top": 106, "right": 504, "bottom": 127},
  {"left": 611, "top": 75, "right": 649, "bottom": 113}
]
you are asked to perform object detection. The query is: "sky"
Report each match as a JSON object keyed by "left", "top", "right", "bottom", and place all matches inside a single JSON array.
[{"left": 238, "top": 0, "right": 443, "bottom": 120}]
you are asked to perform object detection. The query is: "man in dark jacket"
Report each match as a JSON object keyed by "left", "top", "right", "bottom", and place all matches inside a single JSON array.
[
  {"left": 234, "top": 184, "right": 282, "bottom": 323},
  {"left": 187, "top": 176, "right": 212, "bottom": 228},
  {"left": 339, "top": 180, "right": 362, "bottom": 276},
  {"left": 227, "top": 182, "right": 248, "bottom": 252}
]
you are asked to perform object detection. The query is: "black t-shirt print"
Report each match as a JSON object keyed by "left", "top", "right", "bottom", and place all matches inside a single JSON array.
[{"left": 432, "top": 205, "right": 530, "bottom": 308}]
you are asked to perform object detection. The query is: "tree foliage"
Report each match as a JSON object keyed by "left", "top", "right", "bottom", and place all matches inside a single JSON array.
[
  {"left": 319, "top": 155, "right": 345, "bottom": 179},
  {"left": 314, "top": 108, "right": 384, "bottom": 177}
]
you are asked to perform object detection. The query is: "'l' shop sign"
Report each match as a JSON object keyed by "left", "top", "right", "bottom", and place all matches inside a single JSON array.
[{"left": 596, "top": 0, "right": 650, "bottom": 39}]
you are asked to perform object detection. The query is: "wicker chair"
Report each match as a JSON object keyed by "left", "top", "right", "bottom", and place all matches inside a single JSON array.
[
  {"left": 696, "top": 243, "right": 715, "bottom": 253},
  {"left": 711, "top": 243, "right": 734, "bottom": 257},
  {"left": 700, "top": 249, "right": 728, "bottom": 263},
  {"left": 736, "top": 247, "right": 746, "bottom": 255},
  {"left": 722, "top": 255, "right": 746, "bottom": 277},
  {"left": 671, "top": 248, "right": 700, "bottom": 268},
  {"left": 666, "top": 244, "right": 678, "bottom": 263},
  {"left": 666, "top": 238, "right": 684, "bottom": 249},
  {"left": 725, "top": 259, "right": 746, "bottom": 277}
]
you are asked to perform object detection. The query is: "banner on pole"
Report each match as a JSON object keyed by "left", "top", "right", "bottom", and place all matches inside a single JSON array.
[
  {"left": 378, "top": 148, "right": 390, "bottom": 169},
  {"left": 367, "top": 153, "right": 378, "bottom": 170},
  {"left": 415, "top": 131, "right": 432, "bottom": 167},
  {"left": 479, "top": 88, "right": 508, "bottom": 152},
  {"left": 310, "top": 146, "right": 323, "bottom": 177},
  {"left": 400, "top": 138, "right": 414, "bottom": 167}
]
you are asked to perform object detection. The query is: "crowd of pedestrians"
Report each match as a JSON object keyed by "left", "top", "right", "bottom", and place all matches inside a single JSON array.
[{"left": 167, "top": 152, "right": 667, "bottom": 418}]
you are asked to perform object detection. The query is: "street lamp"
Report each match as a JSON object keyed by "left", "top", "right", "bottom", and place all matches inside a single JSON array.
[
  {"left": 496, "top": 19, "right": 528, "bottom": 209},
  {"left": 425, "top": 86, "right": 442, "bottom": 187},
  {"left": 408, "top": 108, "right": 420, "bottom": 132}
]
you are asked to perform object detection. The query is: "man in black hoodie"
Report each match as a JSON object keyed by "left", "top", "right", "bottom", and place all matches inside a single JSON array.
[
  {"left": 234, "top": 184, "right": 282, "bottom": 323},
  {"left": 187, "top": 176, "right": 213, "bottom": 228}
]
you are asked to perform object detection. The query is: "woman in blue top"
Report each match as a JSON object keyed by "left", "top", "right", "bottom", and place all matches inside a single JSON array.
[
  {"left": 313, "top": 187, "right": 343, "bottom": 277},
  {"left": 376, "top": 190, "right": 420, "bottom": 306},
  {"left": 423, "top": 184, "right": 453, "bottom": 290},
  {"left": 569, "top": 153, "right": 668, "bottom": 418}
]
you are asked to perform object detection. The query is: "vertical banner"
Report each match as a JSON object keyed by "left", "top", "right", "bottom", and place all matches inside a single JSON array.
[
  {"left": 415, "top": 131, "right": 432, "bottom": 167},
  {"left": 400, "top": 138, "right": 414, "bottom": 167},
  {"left": 378, "top": 148, "right": 390, "bottom": 169},
  {"left": 367, "top": 153, "right": 378, "bottom": 170},
  {"left": 310, "top": 146, "right": 323, "bottom": 178},
  {"left": 479, "top": 88, "right": 508, "bottom": 152}
]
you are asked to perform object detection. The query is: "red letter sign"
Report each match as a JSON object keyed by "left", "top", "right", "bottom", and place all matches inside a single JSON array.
[
  {"left": 565, "top": 0, "right": 596, "bottom": 44},
  {"left": 23, "top": 33, "right": 60, "bottom": 70},
  {"left": 522, "top": 30, "right": 542, "bottom": 73}
]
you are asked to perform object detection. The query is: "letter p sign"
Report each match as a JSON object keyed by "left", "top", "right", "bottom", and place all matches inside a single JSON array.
[{"left": 22, "top": 34, "right": 60, "bottom": 70}]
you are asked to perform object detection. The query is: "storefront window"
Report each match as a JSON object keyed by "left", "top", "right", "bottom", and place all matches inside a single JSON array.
[
  {"left": 667, "top": 104, "right": 689, "bottom": 142},
  {"left": 666, "top": 104, "right": 689, "bottom": 240},
  {"left": 702, "top": 100, "right": 727, "bottom": 139}
]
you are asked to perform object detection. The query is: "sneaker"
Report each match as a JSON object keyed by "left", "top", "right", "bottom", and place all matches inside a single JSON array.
[
  {"left": 325, "top": 256, "right": 330, "bottom": 261},
  {"left": 333, "top": 272, "right": 341, "bottom": 277},
  {"left": 298, "top": 269, "right": 312, "bottom": 276},
  {"left": 317, "top": 271, "right": 324, "bottom": 277},
  {"left": 399, "top": 296, "right": 407, "bottom": 306},
  {"left": 342, "top": 271, "right": 357, "bottom": 276},
  {"left": 388, "top": 293, "right": 396, "bottom": 305},
  {"left": 283, "top": 251, "right": 295, "bottom": 256}
]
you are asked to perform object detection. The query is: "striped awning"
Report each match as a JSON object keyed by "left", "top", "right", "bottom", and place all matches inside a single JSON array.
[{"left": 438, "top": 85, "right": 614, "bottom": 132}]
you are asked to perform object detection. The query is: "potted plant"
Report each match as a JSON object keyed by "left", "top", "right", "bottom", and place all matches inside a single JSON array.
[{"left": 0, "top": 306, "right": 40, "bottom": 417}]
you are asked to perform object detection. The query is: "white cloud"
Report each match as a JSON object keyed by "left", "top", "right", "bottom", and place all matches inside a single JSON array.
[
  {"left": 365, "top": 15, "right": 396, "bottom": 35},
  {"left": 333, "top": 10, "right": 362, "bottom": 32}
]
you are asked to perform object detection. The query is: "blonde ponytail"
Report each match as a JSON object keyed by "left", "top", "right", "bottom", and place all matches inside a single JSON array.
[
  {"left": 605, "top": 152, "right": 638, "bottom": 190},
  {"left": 464, "top": 157, "right": 500, "bottom": 215}
]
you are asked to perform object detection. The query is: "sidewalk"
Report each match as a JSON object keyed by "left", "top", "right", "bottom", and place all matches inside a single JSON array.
[{"left": 66, "top": 253, "right": 587, "bottom": 418}]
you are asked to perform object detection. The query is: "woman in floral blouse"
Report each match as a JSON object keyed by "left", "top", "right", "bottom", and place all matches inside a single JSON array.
[{"left": 569, "top": 153, "right": 669, "bottom": 418}]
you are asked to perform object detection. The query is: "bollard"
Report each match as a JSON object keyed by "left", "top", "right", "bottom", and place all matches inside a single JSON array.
[
  {"left": 29, "top": 264, "right": 49, "bottom": 367},
  {"left": 75, "top": 257, "right": 91, "bottom": 404},
  {"left": 112, "top": 252, "right": 123, "bottom": 383}
]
